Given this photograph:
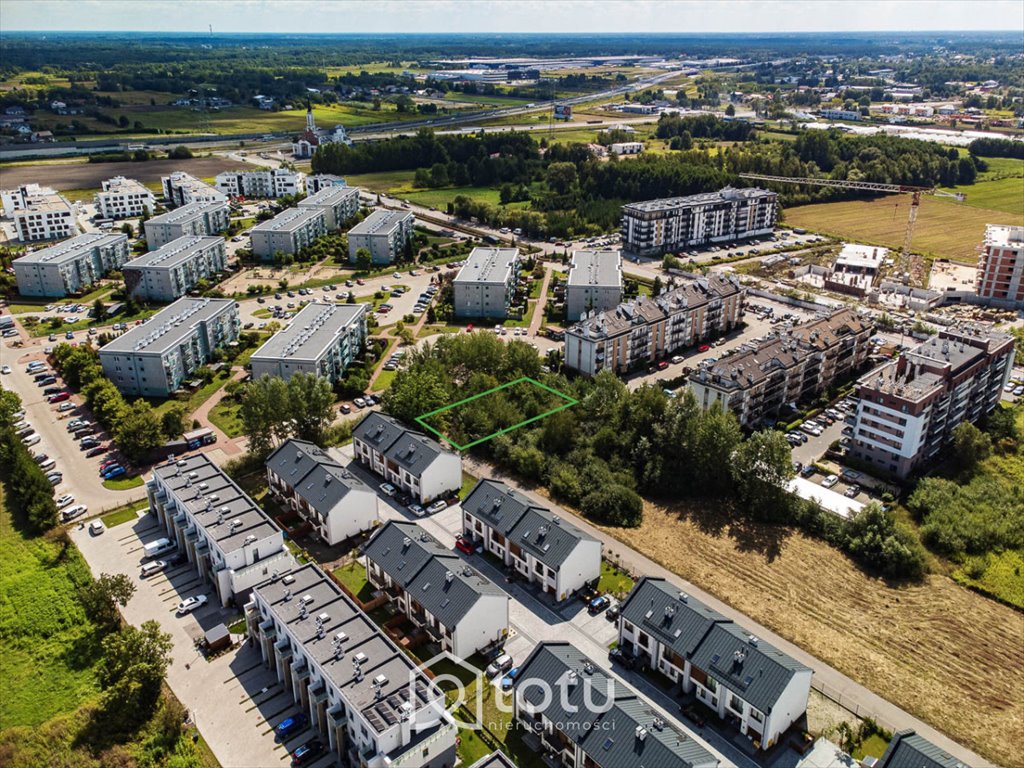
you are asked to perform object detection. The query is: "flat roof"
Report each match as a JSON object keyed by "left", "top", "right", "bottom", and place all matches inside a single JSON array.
[
  {"left": 568, "top": 250, "right": 622, "bottom": 288},
  {"left": 146, "top": 200, "right": 224, "bottom": 226},
  {"left": 123, "top": 235, "right": 223, "bottom": 270},
  {"left": 18, "top": 191, "right": 73, "bottom": 214},
  {"left": 834, "top": 243, "right": 887, "bottom": 269},
  {"left": 984, "top": 224, "right": 1024, "bottom": 248},
  {"left": 15, "top": 232, "right": 127, "bottom": 266},
  {"left": 250, "top": 301, "right": 366, "bottom": 363},
  {"left": 251, "top": 206, "right": 323, "bottom": 234},
  {"left": 454, "top": 247, "right": 519, "bottom": 286},
  {"left": 99, "top": 296, "right": 236, "bottom": 355},
  {"left": 348, "top": 209, "right": 412, "bottom": 237},
  {"left": 100, "top": 176, "right": 151, "bottom": 196},
  {"left": 788, "top": 477, "right": 865, "bottom": 520},
  {"left": 299, "top": 185, "right": 359, "bottom": 208},
  {"left": 623, "top": 186, "right": 774, "bottom": 214}
]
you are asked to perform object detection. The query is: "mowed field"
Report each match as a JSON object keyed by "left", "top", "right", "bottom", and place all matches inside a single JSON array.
[
  {"left": 593, "top": 500, "right": 1024, "bottom": 768},
  {"left": 0, "top": 156, "right": 247, "bottom": 194},
  {"left": 784, "top": 195, "right": 1023, "bottom": 263}
]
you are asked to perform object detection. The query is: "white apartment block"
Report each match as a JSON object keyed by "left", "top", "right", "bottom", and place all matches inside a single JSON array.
[
  {"left": 265, "top": 439, "right": 378, "bottom": 546},
  {"left": 565, "top": 250, "right": 623, "bottom": 321},
  {"left": 565, "top": 274, "right": 744, "bottom": 377},
  {"left": 298, "top": 185, "right": 360, "bottom": 229},
  {"left": 147, "top": 452, "right": 297, "bottom": 607},
  {"left": 307, "top": 174, "right": 347, "bottom": 195},
  {"left": 251, "top": 207, "right": 327, "bottom": 260},
  {"left": 122, "top": 235, "right": 227, "bottom": 302},
  {"left": 2, "top": 183, "right": 57, "bottom": 217},
  {"left": 214, "top": 168, "right": 306, "bottom": 199},
  {"left": 452, "top": 247, "right": 520, "bottom": 319},
  {"left": 99, "top": 297, "right": 240, "bottom": 397},
  {"left": 250, "top": 301, "right": 367, "bottom": 383},
  {"left": 161, "top": 171, "right": 227, "bottom": 208},
  {"left": 13, "top": 190, "right": 77, "bottom": 242},
  {"left": 849, "top": 326, "right": 1015, "bottom": 478},
  {"left": 976, "top": 224, "right": 1024, "bottom": 308},
  {"left": 143, "top": 200, "right": 230, "bottom": 249},
  {"left": 351, "top": 412, "right": 462, "bottom": 504},
  {"left": 96, "top": 176, "right": 156, "bottom": 219},
  {"left": 461, "top": 479, "right": 601, "bottom": 602},
  {"left": 13, "top": 232, "right": 130, "bottom": 297},
  {"left": 245, "top": 564, "right": 457, "bottom": 768},
  {"left": 609, "top": 141, "right": 644, "bottom": 155},
  {"left": 621, "top": 187, "right": 778, "bottom": 257},
  {"left": 363, "top": 520, "right": 510, "bottom": 659},
  {"left": 347, "top": 210, "right": 414, "bottom": 265}
]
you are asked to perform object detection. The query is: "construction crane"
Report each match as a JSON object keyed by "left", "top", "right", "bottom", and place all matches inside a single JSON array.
[{"left": 737, "top": 173, "right": 965, "bottom": 286}]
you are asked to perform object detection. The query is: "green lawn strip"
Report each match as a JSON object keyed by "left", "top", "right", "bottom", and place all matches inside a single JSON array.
[
  {"left": 332, "top": 561, "right": 375, "bottom": 602},
  {"left": 26, "top": 305, "right": 162, "bottom": 337},
  {"left": 102, "top": 474, "right": 145, "bottom": 491},
  {"left": 208, "top": 399, "right": 245, "bottom": 438},
  {"left": 459, "top": 471, "right": 478, "bottom": 500},
  {"left": 853, "top": 733, "right": 892, "bottom": 761},
  {"left": 101, "top": 501, "right": 148, "bottom": 527},
  {"left": 373, "top": 368, "right": 398, "bottom": 392},
  {"left": 597, "top": 560, "right": 635, "bottom": 597}
]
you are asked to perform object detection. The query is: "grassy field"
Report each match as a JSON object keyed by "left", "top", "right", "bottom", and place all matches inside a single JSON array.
[
  {"left": 101, "top": 501, "right": 148, "bottom": 528},
  {"left": 102, "top": 474, "right": 145, "bottom": 491},
  {"left": 208, "top": 399, "right": 244, "bottom": 438},
  {"left": 332, "top": 561, "right": 373, "bottom": 602},
  {"left": 597, "top": 561, "right": 634, "bottom": 597},
  {"left": 953, "top": 549, "right": 1024, "bottom": 609},
  {"left": 342, "top": 170, "right": 523, "bottom": 211},
  {"left": 939, "top": 157, "right": 1024, "bottom": 216},
  {"left": 783, "top": 195, "right": 1023, "bottom": 264}
]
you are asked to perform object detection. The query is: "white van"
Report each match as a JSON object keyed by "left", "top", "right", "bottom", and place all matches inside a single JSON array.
[
  {"left": 23, "top": 434, "right": 41, "bottom": 447},
  {"left": 142, "top": 538, "right": 175, "bottom": 560}
]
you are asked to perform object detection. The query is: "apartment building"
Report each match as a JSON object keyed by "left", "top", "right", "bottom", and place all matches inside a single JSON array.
[
  {"left": 147, "top": 452, "right": 296, "bottom": 607},
  {"left": 564, "top": 274, "right": 744, "bottom": 377},
  {"left": 298, "top": 185, "right": 360, "bottom": 229},
  {"left": 307, "top": 174, "right": 347, "bottom": 195},
  {"left": 461, "top": 479, "right": 601, "bottom": 602},
  {"left": 96, "top": 176, "right": 156, "bottom": 219},
  {"left": 825, "top": 243, "right": 888, "bottom": 297},
  {"left": 687, "top": 308, "right": 874, "bottom": 428},
  {"left": 99, "top": 297, "right": 240, "bottom": 397},
  {"left": 976, "top": 224, "right": 1024, "bottom": 308},
  {"left": 123, "top": 235, "right": 226, "bottom": 301},
  {"left": 143, "top": 200, "right": 230, "bottom": 249},
  {"left": 848, "top": 326, "right": 1015, "bottom": 478},
  {"left": 514, "top": 642, "right": 719, "bottom": 768},
  {"left": 13, "top": 232, "right": 130, "bottom": 297},
  {"left": 250, "top": 207, "right": 327, "bottom": 260},
  {"left": 452, "top": 247, "right": 520, "bottom": 319},
  {"left": 609, "top": 141, "right": 644, "bottom": 155},
  {"left": 246, "top": 564, "right": 457, "bottom": 768},
  {"left": 161, "top": 171, "right": 227, "bottom": 208},
  {"left": 1, "top": 183, "right": 55, "bottom": 217},
  {"left": 876, "top": 731, "right": 965, "bottom": 768},
  {"left": 565, "top": 250, "right": 623, "bottom": 321},
  {"left": 621, "top": 187, "right": 778, "bottom": 257},
  {"left": 13, "top": 189, "right": 77, "bottom": 242},
  {"left": 348, "top": 210, "right": 415, "bottom": 265},
  {"left": 618, "top": 577, "right": 812, "bottom": 750},
  {"left": 250, "top": 302, "right": 367, "bottom": 383},
  {"left": 363, "top": 520, "right": 509, "bottom": 659},
  {"left": 214, "top": 168, "right": 306, "bottom": 198},
  {"left": 352, "top": 412, "right": 462, "bottom": 504},
  {"left": 265, "top": 439, "right": 377, "bottom": 546}
]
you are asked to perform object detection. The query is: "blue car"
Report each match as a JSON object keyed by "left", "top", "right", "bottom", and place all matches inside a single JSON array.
[
  {"left": 275, "top": 713, "right": 308, "bottom": 741},
  {"left": 103, "top": 466, "right": 126, "bottom": 480},
  {"left": 501, "top": 667, "right": 520, "bottom": 691}
]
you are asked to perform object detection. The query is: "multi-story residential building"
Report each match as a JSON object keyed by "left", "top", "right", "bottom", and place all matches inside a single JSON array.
[
  {"left": 348, "top": 210, "right": 414, "bottom": 265},
  {"left": 298, "top": 185, "right": 360, "bottom": 229},
  {"left": 363, "top": 520, "right": 509, "bottom": 659},
  {"left": 621, "top": 187, "right": 778, "bottom": 257},
  {"left": 265, "top": 439, "right": 377, "bottom": 546},
  {"left": 250, "top": 302, "right": 367, "bottom": 384},
  {"left": 143, "top": 200, "right": 230, "bottom": 249},
  {"left": 848, "top": 326, "right": 1015, "bottom": 477},
  {"left": 306, "top": 174, "right": 348, "bottom": 195},
  {"left": 461, "top": 479, "right": 601, "bottom": 602},
  {"left": 565, "top": 250, "right": 623, "bottom": 321},
  {"left": 99, "top": 297, "right": 240, "bottom": 396},
  {"left": 687, "top": 308, "right": 874, "bottom": 428},
  {"left": 161, "top": 171, "right": 227, "bottom": 208},
  {"left": 514, "top": 642, "right": 719, "bottom": 768},
  {"left": 13, "top": 232, "right": 130, "bottom": 297},
  {"left": 351, "top": 412, "right": 462, "bottom": 504},
  {"left": 96, "top": 176, "right": 156, "bottom": 219},
  {"left": 825, "top": 243, "right": 887, "bottom": 297},
  {"left": 1, "top": 183, "right": 56, "bottom": 217},
  {"left": 122, "top": 235, "right": 227, "bottom": 301},
  {"left": 13, "top": 189, "right": 77, "bottom": 242},
  {"left": 214, "top": 168, "right": 306, "bottom": 199},
  {"left": 245, "top": 564, "right": 457, "bottom": 768},
  {"left": 250, "top": 207, "right": 327, "bottom": 260},
  {"left": 618, "top": 577, "right": 812, "bottom": 750},
  {"left": 452, "top": 247, "right": 520, "bottom": 319},
  {"left": 147, "top": 452, "right": 297, "bottom": 606},
  {"left": 565, "top": 274, "right": 744, "bottom": 377},
  {"left": 976, "top": 224, "right": 1024, "bottom": 308},
  {"left": 875, "top": 730, "right": 964, "bottom": 768}
]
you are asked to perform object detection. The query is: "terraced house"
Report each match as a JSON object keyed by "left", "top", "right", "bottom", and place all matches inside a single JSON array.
[
  {"left": 617, "top": 577, "right": 812, "bottom": 750},
  {"left": 147, "top": 452, "right": 297, "bottom": 607},
  {"left": 122, "top": 235, "right": 227, "bottom": 301},
  {"left": 250, "top": 301, "right": 367, "bottom": 383},
  {"left": 13, "top": 232, "right": 130, "bottom": 297},
  {"left": 461, "top": 479, "right": 601, "bottom": 601},
  {"left": 246, "top": 564, "right": 457, "bottom": 768},
  {"left": 363, "top": 520, "right": 509, "bottom": 659},
  {"left": 143, "top": 200, "right": 230, "bottom": 249}
]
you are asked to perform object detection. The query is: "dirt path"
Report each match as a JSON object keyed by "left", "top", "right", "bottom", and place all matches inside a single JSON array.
[
  {"left": 190, "top": 369, "right": 247, "bottom": 456},
  {"left": 528, "top": 266, "right": 553, "bottom": 337}
]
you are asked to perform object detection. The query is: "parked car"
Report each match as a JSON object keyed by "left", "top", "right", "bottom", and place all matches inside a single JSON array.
[
  {"left": 609, "top": 646, "right": 636, "bottom": 670},
  {"left": 454, "top": 536, "right": 475, "bottom": 556},
  {"left": 353, "top": 397, "right": 366, "bottom": 408},
  {"left": 39, "top": 457, "right": 56, "bottom": 471},
  {"left": 48, "top": 392, "right": 71, "bottom": 403},
  {"left": 426, "top": 500, "right": 447, "bottom": 515},
  {"left": 85, "top": 445, "right": 107, "bottom": 458},
  {"left": 61, "top": 504, "right": 87, "bottom": 522},
  {"left": 80, "top": 438, "right": 100, "bottom": 450},
  {"left": 408, "top": 503, "right": 425, "bottom": 517},
  {"left": 698, "top": 344, "right": 710, "bottom": 352},
  {"left": 821, "top": 474, "right": 839, "bottom": 488},
  {"left": 57, "top": 401, "right": 76, "bottom": 412},
  {"left": 47, "top": 472, "right": 63, "bottom": 485},
  {"left": 378, "top": 482, "right": 396, "bottom": 497},
  {"left": 339, "top": 404, "right": 351, "bottom": 414},
  {"left": 606, "top": 601, "right": 621, "bottom": 621},
  {"left": 485, "top": 653, "right": 513, "bottom": 678},
  {"left": 844, "top": 485, "right": 860, "bottom": 498},
  {"left": 275, "top": 713, "right": 309, "bottom": 741},
  {"left": 56, "top": 493, "right": 74, "bottom": 508},
  {"left": 291, "top": 739, "right": 325, "bottom": 767},
  {"left": 89, "top": 520, "right": 105, "bottom": 536},
  {"left": 670, "top": 355, "right": 684, "bottom": 364},
  {"left": 176, "top": 594, "right": 208, "bottom": 616},
  {"left": 588, "top": 595, "right": 612, "bottom": 614},
  {"left": 141, "top": 560, "right": 167, "bottom": 578},
  {"left": 500, "top": 667, "right": 520, "bottom": 691},
  {"left": 103, "top": 466, "right": 127, "bottom": 480}
]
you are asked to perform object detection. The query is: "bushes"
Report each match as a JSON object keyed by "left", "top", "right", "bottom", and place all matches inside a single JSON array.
[
  {"left": 581, "top": 485, "right": 643, "bottom": 527},
  {"left": 0, "top": 426, "right": 59, "bottom": 533},
  {"left": 844, "top": 505, "right": 928, "bottom": 580}
]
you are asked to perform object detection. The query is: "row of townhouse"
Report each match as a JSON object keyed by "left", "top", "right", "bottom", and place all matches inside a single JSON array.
[
  {"left": 246, "top": 563, "right": 458, "bottom": 768},
  {"left": 564, "top": 274, "right": 745, "bottom": 377},
  {"left": 13, "top": 189, "right": 77, "bottom": 242},
  {"left": 461, "top": 479, "right": 602, "bottom": 602},
  {"left": 96, "top": 176, "right": 156, "bottom": 219},
  {"left": 214, "top": 168, "right": 306, "bottom": 198},
  {"left": 848, "top": 325, "right": 1015, "bottom": 478},
  {"left": 352, "top": 412, "right": 462, "bottom": 504},
  {"left": 123, "top": 235, "right": 227, "bottom": 302},
  {"left": 143, "top": 199, "right": 230, "bottom": 249},
  {"left": 161, "top": 171, "right": 227, "bottom": 208},
  {"left": 514, "top": 642, "right": 719, "bottom": 768},
  {"left": 362, "top": 519, "right": 510, "bottom": 659},
  {"left": 617, "top": 577, "right": 812, "bottom": 751},
  {"left": 452, "top": 247, "right": 520, "bottom": 319},
  {"left": 687, "top": 308, "right": 874, "bottom": 428},
  {"left": 13, "top": 232, "right": 130, "bottom": 297},
  {"left": 251, "top": 206, "right": 327, "bottom": 260},
  {"left": 348, "top": 209, "right": 415, "bottom": 265},
  {"left": 147, "top": 452, "right": 298, "bottom": 607},
  {"left": 298, "top": 184, "right": 361, "bottom": 230}
]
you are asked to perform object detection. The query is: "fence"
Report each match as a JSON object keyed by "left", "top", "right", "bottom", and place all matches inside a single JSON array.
[{"left": 811, "top": 679, "right": 896, "bottom": 733}]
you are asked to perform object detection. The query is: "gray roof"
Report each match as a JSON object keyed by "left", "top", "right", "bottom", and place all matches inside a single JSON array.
[
  {"left": 467, "top": 752, "right": 516, "bottom": 768},
  {"left": 251, "top": 206, "right": 323, "bottom": 234},
  {"left": 348, "top": 209, "right": 412, "bottom": 236},
  {"left": 619, "top": 577, "right": 729, "bottom": 659},
  {"left": 568, "top": 250, "right": 622, "bottom": 289},
  {"left": 623, "top": 187, "right": 775, "bottom": 214},
  {"left": 876, "top": 731, "right": 969, "bottom": 768},
  {"left": 250, "top": 301, "right": 366, "bottom": 363},
  {"left": 265, "top": 439, "right": 373, "bottom": 517},
  {"left": 299, "top": 185, "right": 359, "bottom": 208},
  {"left": 15, "top": 232, "right": 127, "bottom": 266},
  {"left": 353, "top": 411, "right": 409, "bottom": 453},
  {"left": 123, "top": 235, "right": 223, "bottom": 269},
  {"left": 99, "top": 297, "right": 236, "bottom": 355},
  {"left": 352, "top": 412, "right": 450, "bottom": 478},
  {"left": 453, "top": 247, "right": 519, "bottom": 286},
  {"left": 145, "top": 200, "right": 224, "bottom": 225}
]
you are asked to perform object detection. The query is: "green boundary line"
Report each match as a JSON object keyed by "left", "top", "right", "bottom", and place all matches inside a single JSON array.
[{"left": 415, "top": 376, "right": 578, "bottom": 451}]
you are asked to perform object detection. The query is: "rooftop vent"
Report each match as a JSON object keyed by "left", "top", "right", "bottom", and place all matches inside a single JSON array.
[
  {"left": 445, "top": 570, "right": 454, "bottom": 583},
  {"left": 301, "top": 594, "right": 314, "bottom": 605},
  {"left": 636, "top": 725, "right": 647, "bottom": 742},
  {"left": 282, "top": 574, "right": 295, "bottom": 585},
  {"left": 353, "top": 651, "right": 368, "bottom": 665}
]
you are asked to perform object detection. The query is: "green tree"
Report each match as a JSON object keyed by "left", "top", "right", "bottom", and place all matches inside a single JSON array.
[
  {"left": 169, "top": 144, "right": 193, "bottom": 159},
  {"left": 92, "top": 298, "right": 107, "bottom": 323},
  {"left": 355, "top": 247, "right": 372, "bottom": 272},
  {"left": 724, "top": 103, "right": 736, "bottom": 116},
  {"left": 161, "top": 404, "right": 187, "bottom": 439},
  {"left": 581, "top": 484, "right": 643, "bottom": 527},
  {"left": 845, "top": 504, "right": 927, "bottom": 580},
  {"left": 79, "top": 573, "right": 136, "bottom": 631},
  {"left": 951, "top": 421, "right": 992, "bottom": 473},
  {"left": 96, "top": 620, "right": 174, "bottom": 733},
  {"left": 113, "top": 399, "right": 164, "bottom": 463},
  {"left": 239, "top": 374, "right": 291, "bottom": 457},
  {"left": 730, "top": 429, "right": 795, "bottom": 522},
  {"left": 287, "top": 372, "right": 335, "bottom": 445},
  {"left": 382, "top": 362, "right": 451, "bottom": 424},
  {"left": 546, "top": 162, "right": 578, "bottom": 195}
]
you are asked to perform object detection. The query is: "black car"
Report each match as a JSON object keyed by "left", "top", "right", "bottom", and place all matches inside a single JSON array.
[
  {"left": 37, "top": 377, "right": 57, "bottom": 386},
  {"left": 80, "top": 438, "right": 100, "bottom": 450},
  {"left": 609, "top": 646, "right": 636, "bottom": 670},
  {"left": 166, "top": 552, "right": 188, "bottom": 567},
  {"left": 43, "top": 386, "right": 63, "bottom": 396},
  {"left": 33, "top": 372, "right": 52, "bottom": 382}
]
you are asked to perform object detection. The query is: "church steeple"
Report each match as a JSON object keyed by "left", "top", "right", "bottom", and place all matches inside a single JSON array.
[{"left": 305, "top": 101, "right": 316, "bottom": 133}]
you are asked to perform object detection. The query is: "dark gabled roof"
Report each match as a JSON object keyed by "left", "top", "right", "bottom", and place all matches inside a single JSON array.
[
  {"left": 462, "top": 478, "right": 536, "bottom": 536},
  {"left": 363, "top": 520, "right": 447, "bottom": 589},
  {"left": 619, "top": 577, "right": 728, "bottom": 659},
  {"left": 353, "top": 411, "right": 408, "bottom": 452},
  {"left": 386, "top": 431, "right": 445, "bottom": 477},
  {"left": 876, "top": 731, "right": 969, "bottom": 768},
  {"left": 266, "top": 438, "right": 372, "bottom": 516}
]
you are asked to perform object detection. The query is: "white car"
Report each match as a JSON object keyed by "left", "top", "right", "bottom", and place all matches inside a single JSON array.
[
  {"left": 0, "top": 365, "right": 11, "bottom": 375},
  {"left": 58, "top": 402, "right": 75, "bottom": 412},
  {"left": 426, "top": 500, "right": 448, "bottom": 514},
  {"left": 821, "top": 474, "right": 839, "bottom": 489},
  {"left": 176, "top": 594, "right": 209, "bottom": 615},
  {"left": 88, "top": 520, "right": 105, "bottom": 536},
  {"left": 56, "top": 494, "right": 74, "bottom": 508},
  {"left": 379, "top": 482, "right": 397, "bottom": 497},
  {"left": 61, "top": 504, "right": 87, "bottom": 522},
  {"left": 408, "top": 503, "right": 425, "bottom": 517}
]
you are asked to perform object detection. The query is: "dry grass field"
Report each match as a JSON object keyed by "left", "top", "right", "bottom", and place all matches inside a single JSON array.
[
  {"left": 0, "top": 156, "right": 246, "bottom": 194},
  {"left": 594, "top": 500, "right": 1024, "bottom": 768}
]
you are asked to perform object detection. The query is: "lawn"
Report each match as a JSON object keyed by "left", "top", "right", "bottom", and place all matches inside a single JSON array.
[
  {"left": 101, "top": 501, "right": 148, "bottom": 528},
  {"left": 372, "top": 367, "right": 398, "bottom": 392},
  {"left": 939, "top": 175, "right": 1024, "bottom": 217},
  {"left": 853, "top": 733, "right": 892, "bottom": 761},
  {"left": 102, "top": 474, "right": 145, "bottom": 491},
  {"left": 340, "top": 169, "right": 515, "bottom": 211},
  {"left": 460, "top": 471, "right": 479, "bottom": 500},
  {"left": 597, "top": 560, "right": 635, "bottom": 597},
  {"left": 332, "top": 561, "right": 374, "bottom": 602},
  {"left": 208, "top": 399, "right": 244, "bottom": 438}
]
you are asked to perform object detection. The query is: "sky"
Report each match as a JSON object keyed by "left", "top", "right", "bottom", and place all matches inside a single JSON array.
[{"left": 2, "top": 0, "right": 1023, "bottom": 35}]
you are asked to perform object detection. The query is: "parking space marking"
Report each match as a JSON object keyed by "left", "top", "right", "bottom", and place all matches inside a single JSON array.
[{"left": 225, "top": 663, "right": 265, "bottom": 683}]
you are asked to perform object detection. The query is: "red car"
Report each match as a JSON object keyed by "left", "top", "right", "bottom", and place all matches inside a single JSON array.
[
  {"left": 454, "top": 536, "right": 475, "bottom": 556},
  {"left": 698, "top": 344, "right": 711, "bottom": 352},
  {"left": 656, "top": 361, "right": 669, "bottom": 371},
  {"left": 47, "top": 391, "right": 70, "bottom": 403}
]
